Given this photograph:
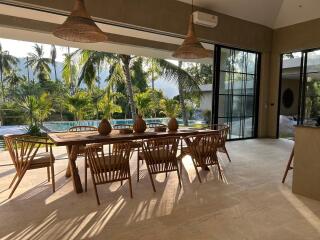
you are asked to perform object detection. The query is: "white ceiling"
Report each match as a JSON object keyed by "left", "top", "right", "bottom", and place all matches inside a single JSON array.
[{"left": 177, "top": 0, "right": 320, "bottom": 29}]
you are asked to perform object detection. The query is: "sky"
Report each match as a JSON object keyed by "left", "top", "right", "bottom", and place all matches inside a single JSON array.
[
  {"left": 0, "top": 38, "right": 78, "bottom": 62},
  {"left": 0, "top": 37, "right": 179, "bottom": 97}
]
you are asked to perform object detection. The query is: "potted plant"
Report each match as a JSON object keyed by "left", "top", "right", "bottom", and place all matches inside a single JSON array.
[{"left": 160, "top": 99, "right": 180, "bottom": 132}]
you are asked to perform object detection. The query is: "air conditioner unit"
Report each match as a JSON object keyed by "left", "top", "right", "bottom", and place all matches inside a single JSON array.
[{"left": 193, "top": 11, "right": 218, "bottom": 29}]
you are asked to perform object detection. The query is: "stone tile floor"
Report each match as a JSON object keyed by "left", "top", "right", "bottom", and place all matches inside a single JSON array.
[{"left": 0, "top": 139, "right": 319, "bottom": 240}]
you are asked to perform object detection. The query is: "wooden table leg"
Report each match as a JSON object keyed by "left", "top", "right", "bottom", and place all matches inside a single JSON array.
[{"left": 66, "top": 145, "right": 83, "bottom": 193}]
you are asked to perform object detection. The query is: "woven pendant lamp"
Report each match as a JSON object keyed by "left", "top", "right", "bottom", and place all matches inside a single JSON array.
[
  {"left": 53, "top": 0, "right": 107, "bottom": 43},
  {"left": 172, "top": 0, "right": 211, "bottom": 59}
]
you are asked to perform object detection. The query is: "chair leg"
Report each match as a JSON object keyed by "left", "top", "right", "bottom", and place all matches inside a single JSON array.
[
  {"left": 47, "top": 167, "right": 50, "bottom": 182},
  {"left": 93, "top": 183, "right": 100, "bottom": 205},
  {"left": 216, "top": 160, "right": 223, "bottom": 180},
  {"left": 224, "top": 146, "right": 231, "bottom": 162},
  {"left": 9, "top": 170, "right": 26, "bottom": 199},
  {"left": 84, "top": 155, "right": 88, "bottom": 192},
  {"left": 176, "top": 169, "right": 182, "bottom": 188},
  {"left": 137, "top": 159, "right": 140, "bottom": 182},
  {"left": 128, "top": 177, "right": 133, "bottom": 198},
  {"left": 191, "top": 160, "right": 202, "bottom": 183},
  {"left": 282, "top": 147, "right": 294, "bottom": 183},
  {"left": 51, "top": 163, "right": 55, "bottom": 193},
  {"left": 9, "top": 173, "right": 18, "bottom": 189},
  {"left": 148, "top": 172, "right": 156, "bottom": 192}
]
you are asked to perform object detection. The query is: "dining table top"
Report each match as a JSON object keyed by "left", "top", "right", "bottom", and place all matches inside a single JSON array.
[{"left": 48, "top": 128, "right": 218, "bottom": 146}]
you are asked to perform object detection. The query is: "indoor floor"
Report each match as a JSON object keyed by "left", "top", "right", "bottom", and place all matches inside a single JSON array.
[{"left": 0, "top": 139, "right": 319, "bottom": 240}]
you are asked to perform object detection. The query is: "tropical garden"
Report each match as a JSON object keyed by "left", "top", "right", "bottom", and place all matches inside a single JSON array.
[{"left": 0, "top": 39, "right": 213, "bottom": 133}]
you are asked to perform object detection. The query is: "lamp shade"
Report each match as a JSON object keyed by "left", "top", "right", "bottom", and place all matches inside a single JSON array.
[
  {"left": 53, "top": 0, "right": 107, "bottom": 43},
  {"left": 172, "top": 15, "right": 211, "bottom": 59}
]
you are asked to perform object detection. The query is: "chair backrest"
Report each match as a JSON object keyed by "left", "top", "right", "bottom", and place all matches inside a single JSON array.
[
  {"left": 86, "top": 142, "right": 132, "bottom": 184},
  {"left": 202, "top": 124, "right": 229, "bottom": 144},
  {"left": 4, "top": 135, "right": 41, "bottom": 171},
  {"left": 184, "top": 133, "right": 220, "bottom": 166},
  {"left": 113, "top": 124, "right": 133, "bottom": 130},
  {"left": 69, "top": 126, "right": 98, "bottom": 132},
  {"left": 142, "top": 136, "right": 180, "bottom": 173},
  {"left": 147, "top": 123, "right": 167, "bottom": 128}
]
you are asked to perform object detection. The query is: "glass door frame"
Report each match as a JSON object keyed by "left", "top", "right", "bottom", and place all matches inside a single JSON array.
[
  {"left": 211, "top": 44, "right": 262, "bottom": 140},
  {"left": 277, "top": 47, "right": 320, "bottom": 138}
]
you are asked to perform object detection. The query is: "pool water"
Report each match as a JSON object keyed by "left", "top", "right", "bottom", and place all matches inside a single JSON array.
[{"left": 43, "top": 118, "right": 205, "bottom": 132}]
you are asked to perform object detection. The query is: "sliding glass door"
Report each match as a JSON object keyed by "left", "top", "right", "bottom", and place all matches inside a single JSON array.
[
  {"left": 213, "top": 46, "right": 260, "bottom": 140},
  {"left": 277, "top": 49, "right": 320, "bottom": 138},
  {"left": 304, "top": 50, "right": 320, "bottom": 125}
]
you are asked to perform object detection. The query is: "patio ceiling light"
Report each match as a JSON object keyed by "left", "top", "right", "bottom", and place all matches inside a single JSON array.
[
  {"left": 172, "top": 0, "right": 211, "bottom": 60},
  {"left": 53, "top": 0, "right": 107, "bottom": 43}
]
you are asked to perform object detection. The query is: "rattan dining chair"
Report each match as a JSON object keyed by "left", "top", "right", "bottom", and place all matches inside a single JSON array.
[
  {"left": 184, "top": 133, "right": 223, "bottom": 183},
  {"left": 68, "top": 126, "right": 104, "bottom": 191},
  {"left": 4, "top": 135, "right": 55, "bottom": 199},
  {"left": 282, "top": 143, "right": 294, "bottom": 183},
  {"left": 202, "top": 124, "right": 231, "bottom": 162},
  {"left": 142, "top": 136, "right": 181, "bottom": 192},
  {"left": 85, "top": 142, "right": 133, "bottom": 205}
]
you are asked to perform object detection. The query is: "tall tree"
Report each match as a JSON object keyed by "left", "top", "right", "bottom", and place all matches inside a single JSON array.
[
  {"left": 78, "top": 50, "right": 114, "bottom": 90},
  {"left": 0, "top": 43, "right": 18, "bottom": 102},
  {"left": 157, "top": 59, "right": 201, "bottom": 126},
  {"left": 50, "top": 45, "right": 58, "bottom": 81},
  {"left": 62, "top": 47, "right": 77, "bottom": 94},
  {"left": 5, "top": 69, "right": 22, "bottom": 92},
  {"left": 120, "top": 54, "right": 137, "bottom": 120},
  {"left": 27, "top": 44, "right": 51, "bottom": 83},
  {"left": 106, "top": 54, "right": 138, "bottom": 120},
  {"left": 146, "top": 58, "right": 161, "bottom": 117}
]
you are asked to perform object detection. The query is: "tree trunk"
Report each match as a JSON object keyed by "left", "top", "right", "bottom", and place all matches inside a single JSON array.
[
  {"left": 0, "top": 71, "right": 4, "bottom": 103},
  {"left": 178, "top": 61, "right": 188, "bottom": 126},
  {"left": 120, "top": 55, "right": 137, "bottom": 120},
  {"left": 26, "top": 57, "right": 30, "bottom": 83},
  {"left": 54, "top": 64, "right": 58, "bottom": 82},
  {"left": 151, "top": 73, "right": 156, "bottom": 118}
]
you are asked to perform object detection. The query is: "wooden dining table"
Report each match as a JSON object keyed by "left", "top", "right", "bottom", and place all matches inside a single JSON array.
[{"left": 48, "top": 128, "right": 217, "bottom": 194}]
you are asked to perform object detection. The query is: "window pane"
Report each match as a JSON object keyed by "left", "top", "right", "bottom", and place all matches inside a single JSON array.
[{"left": 217, "top": 47, "right": 259, "bottom": 140}]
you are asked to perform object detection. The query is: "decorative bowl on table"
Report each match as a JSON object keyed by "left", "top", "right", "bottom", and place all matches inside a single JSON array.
[
  {"left": 154, "top": 126, "right": 167, "bottom": 132},
  {"left": 98, "top": 119, "right": 112, "bottom": 135},
  {"left": 133, "top": 114, "right": 147, "bottom": 133},
  {"left": 119, "top": 128, "right": 133, "bottom": 134}
]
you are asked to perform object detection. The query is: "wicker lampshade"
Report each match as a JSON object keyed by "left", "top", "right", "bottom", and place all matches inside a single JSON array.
[
  {"left": 53, "top": 0, "right": 107, "bottom": 43},
  {"left": 172, "top": 15, "right": 211, "bottom": 59}
]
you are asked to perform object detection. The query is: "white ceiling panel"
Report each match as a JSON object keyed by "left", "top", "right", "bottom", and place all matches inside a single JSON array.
[{"left": 177, "top": 0, "right": 320, "bottom": 29}]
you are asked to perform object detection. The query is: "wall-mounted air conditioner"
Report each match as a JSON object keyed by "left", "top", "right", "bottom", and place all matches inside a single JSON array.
[{"left": 193, "top": 11, "right": 218, "bottom": 28}]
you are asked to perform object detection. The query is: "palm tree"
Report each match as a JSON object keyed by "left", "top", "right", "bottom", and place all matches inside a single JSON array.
[
  {"left": 120, "top": 54, "right": 137, "bottom": 119},
  {"left": 50, "top": 45, "right": 58, "bottom": 81},
  {"left": 157, "top": 59, "right": 201, "bottom": 126},
  {"left": 62, "top": 47, "right": 77, "bottom": 94},
  {"left": 5, "top": 69, "right": 22, "bottom": 92},
  {"left": 27, "top": 44, "right": 51, "bottom": 83},
  {"left": 160, "top": 98, "right": 180, "bottom": 118},
  {"left": 134, "top": 91, "right": 152, "bottom": 117},
  {"left": 0, "top": 43, "right": 18, "bottom": 102},
  {"left": 146, "top": 58, "right": 161, "bottom": 117},
  {"left": 105, "top": 54, "right": 137, "bottom": 120},
  {"left": 98, "top": 83, "right": 122, "bottom": 119},
  {"left": 78, "top": 50, "right": 114, "bottom": 90}
]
